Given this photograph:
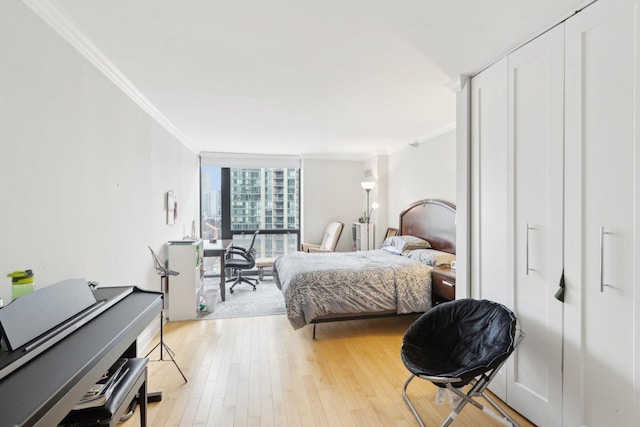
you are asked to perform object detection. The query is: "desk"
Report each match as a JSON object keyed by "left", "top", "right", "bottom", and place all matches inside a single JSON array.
[{"left": 203, "top": 239, "right": 232, "bottom": 301}]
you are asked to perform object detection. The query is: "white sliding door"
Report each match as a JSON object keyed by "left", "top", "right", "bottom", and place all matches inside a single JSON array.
[
  {"left": 565, "top": 0, "right": 639, "bottom": 425},
  {"left": 506, "top": 24, "right": 564, "bottom": 427}
]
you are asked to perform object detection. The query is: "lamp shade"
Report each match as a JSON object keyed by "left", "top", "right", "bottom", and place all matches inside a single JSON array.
[{"left": 361, "top": 181, "right": 376, "bottom": 191}]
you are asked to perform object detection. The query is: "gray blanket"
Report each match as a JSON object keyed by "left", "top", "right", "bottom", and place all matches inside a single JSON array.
[{"left": 273, "top": 249, "right": 432, "bottom": 329}]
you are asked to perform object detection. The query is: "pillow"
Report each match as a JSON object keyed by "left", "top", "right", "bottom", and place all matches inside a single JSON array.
[
  {"left": 382, "top": 235, "right": 431, "bottom": 252},
  {"left": 381, "top": 245, "right": 402, "bottom": 255},
  {"left": 405, "top": 248, "right": 456, "bottom": 267}
]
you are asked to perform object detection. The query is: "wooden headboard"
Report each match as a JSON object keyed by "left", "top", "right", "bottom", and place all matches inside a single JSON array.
[{"left": 398, "top": 199, "right": 456, "bottom": 254}]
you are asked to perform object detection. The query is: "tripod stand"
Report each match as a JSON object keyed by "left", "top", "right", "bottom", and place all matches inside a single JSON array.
[{"left": 147, "top": 246, "right": 188, "bottom": 383}]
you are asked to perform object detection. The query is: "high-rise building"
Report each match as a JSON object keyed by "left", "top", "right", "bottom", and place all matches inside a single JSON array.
[
  {"left": 230, "top": 168, "right": 300, "bottom": 256},
  {"left": 230, "top": 168, "right": 299, "bottom": 231}
]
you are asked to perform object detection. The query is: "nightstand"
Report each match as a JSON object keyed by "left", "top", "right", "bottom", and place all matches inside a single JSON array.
[{"left": 432, "top": 267, "right": 456, "bottom": 303}]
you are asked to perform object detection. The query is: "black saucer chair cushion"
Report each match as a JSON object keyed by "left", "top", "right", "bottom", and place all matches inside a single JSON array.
[{"left": 401, "top": 299, "right": 516, "bottom": 388}]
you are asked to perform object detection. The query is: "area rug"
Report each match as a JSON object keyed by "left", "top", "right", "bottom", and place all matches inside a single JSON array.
[{"left": 197, "top": 277, "right": 286, "bottom": 320}]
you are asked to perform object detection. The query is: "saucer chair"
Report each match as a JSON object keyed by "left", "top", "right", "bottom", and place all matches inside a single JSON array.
[{"left": 401, "top": 298, "right": 524, "bottom": 427}]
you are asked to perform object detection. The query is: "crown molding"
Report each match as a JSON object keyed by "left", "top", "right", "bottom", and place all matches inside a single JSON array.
[
  {"left": 385, "top": 123, "right": 457, "bottom": 155},
  {"left": 445, "top": 76, "right": 469, "bottom": 93},
  {"left": 300, "top": 152, "right": 371, "bottom": 161},
  {"left": 21, "top": 0, "right": 196, "bottom": 154}
]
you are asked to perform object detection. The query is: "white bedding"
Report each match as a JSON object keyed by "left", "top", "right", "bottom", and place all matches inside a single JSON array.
[{"left": 273, "top": 249, "right": 432, "bottom": 329}]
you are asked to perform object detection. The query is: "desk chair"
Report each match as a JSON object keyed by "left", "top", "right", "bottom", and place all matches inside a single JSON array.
[
  {"left": 226, "top": 230, "right": 259, "bottom": 293},
  {"left": 147, "top": 246, "right": 187, "bottom": 383}
]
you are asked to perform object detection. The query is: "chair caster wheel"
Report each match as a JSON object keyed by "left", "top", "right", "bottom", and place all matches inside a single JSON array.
[{"left": 230, "top": 289, "right": 234, "bottom": 294}]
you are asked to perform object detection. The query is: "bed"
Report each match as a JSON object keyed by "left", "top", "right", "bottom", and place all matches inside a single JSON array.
[{"left": 274, "top": 199, "right": 456, "bottom": 335}]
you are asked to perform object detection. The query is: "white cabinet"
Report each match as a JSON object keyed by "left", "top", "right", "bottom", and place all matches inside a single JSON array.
[
  {"left": 564, "top": 1, "right": 638, "bottom": 425},
  {"left": 351, "top": 223, "right": 374, "bottom": 251},
  {"left": 470, "top": 1, "right": 640, "bottom": 424},
  {"left": 167, "top": 240, "right": 202, "bottom": 321}
]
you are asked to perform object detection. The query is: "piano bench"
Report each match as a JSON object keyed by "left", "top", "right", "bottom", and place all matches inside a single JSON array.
[{"left": 59, "top": 358, "right": 148, "bottom": 427}]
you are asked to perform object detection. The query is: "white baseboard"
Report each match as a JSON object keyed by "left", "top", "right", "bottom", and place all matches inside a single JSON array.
[{"left": 136, "top": 318, "right": 160, "bottom": 356}]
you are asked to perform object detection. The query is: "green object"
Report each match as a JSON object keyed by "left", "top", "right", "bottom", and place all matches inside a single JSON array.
[
  {"left": 12, "top": 283, "right": 35, "bottom": 300},
  {"left": 7, "top": 269, "right": 34, "bottom": 284},
  {"left": 7, "top": 270, "right": 35, "bottom": 300}
]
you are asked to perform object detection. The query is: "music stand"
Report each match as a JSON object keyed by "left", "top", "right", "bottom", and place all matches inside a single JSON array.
[{"left": 146, "top": 246, "right": 188, "bottom": 383}]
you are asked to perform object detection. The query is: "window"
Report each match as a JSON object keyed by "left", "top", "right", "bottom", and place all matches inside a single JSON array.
[{"left": 200, "top": 154, "right": 301, "bottom": 265}]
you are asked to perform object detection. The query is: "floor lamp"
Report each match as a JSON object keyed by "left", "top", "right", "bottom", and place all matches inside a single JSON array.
[
  {"left": 361, "top": 180, "right": 376, "bottom": 250},
  {"left": 147, "top": 246, "right": 188, "bottom": 384}
]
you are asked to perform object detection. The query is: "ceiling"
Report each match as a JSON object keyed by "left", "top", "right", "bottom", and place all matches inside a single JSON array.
[{"left": 47, "top": 0, "right": 588, "bottom": 157}]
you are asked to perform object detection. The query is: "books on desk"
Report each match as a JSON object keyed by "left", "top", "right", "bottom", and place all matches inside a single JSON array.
[{"left": 74, "top": 358, "right": 129, "bottom": 410}]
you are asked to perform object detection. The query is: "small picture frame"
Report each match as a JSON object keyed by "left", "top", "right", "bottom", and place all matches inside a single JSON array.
[{"left": 166, "top": 191, "right": 177, "bottom": 225}]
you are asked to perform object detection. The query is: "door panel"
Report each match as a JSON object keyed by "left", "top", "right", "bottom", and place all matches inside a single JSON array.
[
  {"left": 565, "top": 1, "right": 638, "bottom": 425},
  {"left": 470, "top": 58, "right": 509, "bottom": 398},
  {"left": 506, "top": 24, "right": 564, "bottom": 427}
]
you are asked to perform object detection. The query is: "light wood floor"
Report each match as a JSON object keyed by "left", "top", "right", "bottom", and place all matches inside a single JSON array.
[{"left": 123, "top": 314, "right": 535, "bottom": 427}]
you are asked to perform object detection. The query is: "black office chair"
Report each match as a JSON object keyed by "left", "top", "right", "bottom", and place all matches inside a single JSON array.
[
  {"left": 401, "top": 298, "right": 524, "bottom": 427},
  {"left": 226, "top": 230, "right": 259, "bottom": 293}
]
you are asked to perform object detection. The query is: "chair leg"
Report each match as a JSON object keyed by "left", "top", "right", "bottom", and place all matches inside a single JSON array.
[
  {"left": 480, "top": 391, "right": 519, "bottom": 426},
  {"left": 229, "top": 272, "right": 258, "bottom": 293},
  {"left": 402, "top": 374, "right": 426, "bottom": 427},
  {"left": 441, "top": 385, "right": 477, "bottom": 427},
  {"left": 403, "top": 374, "right": 518, "bottom": 427},
  {"left": 444, "top": 383, "right": 517, "bottom": 427},
  {"left": 239, "top": 277, "right": 257, "bottom": 290}
]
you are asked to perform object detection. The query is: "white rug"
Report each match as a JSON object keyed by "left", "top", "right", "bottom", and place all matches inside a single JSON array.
[{"left": 197, "top": 276, "right": 286, "bottom": 320}]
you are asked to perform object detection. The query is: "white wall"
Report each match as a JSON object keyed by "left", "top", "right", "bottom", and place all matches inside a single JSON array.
[
  {"left": 301, "top": 130, "right": 456, "bottom": 252},
  {"left": 361, "top": 154, "right": 389, "bottom": 248},
  {"left": 0, "top": 1, "right": 199, "bottom": 303},
  {"left": 387, "top": 130, "right": 457, "bottom": 226},
  {"left": 301, "top": 158, "right": 363, "bottom": 252}
]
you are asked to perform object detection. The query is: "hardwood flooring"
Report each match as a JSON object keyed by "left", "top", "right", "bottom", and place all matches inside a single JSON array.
[{"left": 123, "top": 314, "right": 534, "bottom": 427}]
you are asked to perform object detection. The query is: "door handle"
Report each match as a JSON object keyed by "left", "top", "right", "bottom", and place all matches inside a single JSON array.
[
  {"left": 599, "top": 226, "right": 612, "bottom": 292},
  {"left": 526, "top": 223, "right": 535, "bottom": 275}
]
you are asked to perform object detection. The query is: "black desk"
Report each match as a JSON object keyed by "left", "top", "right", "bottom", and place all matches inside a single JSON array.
[
  {"left": 0, "top": 288, "right": 162, "bottom": 426},
  {"left": 203, "top": 239, "right": 232, "bottom": 301}
]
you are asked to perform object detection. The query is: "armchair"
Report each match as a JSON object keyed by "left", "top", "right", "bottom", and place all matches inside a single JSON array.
[{"left": 301, "top": 221, "right": 344, "bottom": 253}]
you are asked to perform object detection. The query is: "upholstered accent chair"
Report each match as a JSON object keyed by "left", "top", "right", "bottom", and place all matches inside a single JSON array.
[{"left": 301, "top": 221, "right": 344, "bottom": 253}]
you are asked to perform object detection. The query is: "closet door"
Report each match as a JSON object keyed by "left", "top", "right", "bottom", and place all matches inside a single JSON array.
[
  {"left": 506, "top": 24, "right": 564, "bottom": 427},
  {"left": 470, "top": 58, "right": 509, "bottom": 398},
  {"left": 565, "top": 0, "right": 639, "bottom": 425}
]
